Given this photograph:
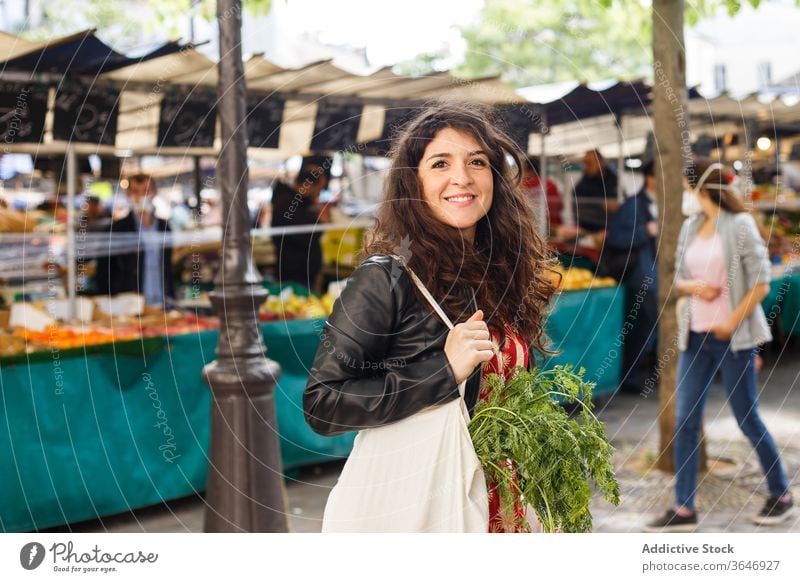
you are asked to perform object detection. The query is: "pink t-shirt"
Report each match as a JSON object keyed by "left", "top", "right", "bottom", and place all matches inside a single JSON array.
[{"left": 685, "top": 232, "right": 732, "bottom": 332}]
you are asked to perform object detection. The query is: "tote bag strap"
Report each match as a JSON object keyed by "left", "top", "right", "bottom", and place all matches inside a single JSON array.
[
  {"left": 389, "top": 255, "right": 468, "bottom": 400},
  {"left": 390, "top": 255, "right": 455, "bottom": 330}
]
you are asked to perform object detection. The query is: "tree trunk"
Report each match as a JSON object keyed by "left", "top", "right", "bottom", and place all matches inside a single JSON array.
[{"left": 652, "top": 0, "right": 693, "bottom": 473}]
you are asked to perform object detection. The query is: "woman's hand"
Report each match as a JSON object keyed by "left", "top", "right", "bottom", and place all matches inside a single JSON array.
[
  {"left": 694, "top": 281, "right": 722, "bottom": 301},
  {"left": 317, "top": 203, "right": 332, "bottom": 223},
  {"left": 444, "top": 310, "right": 495, "bottom": 384},
  {"left": 710, "top": 320, "right": 736, "bottom": 341},
  {"left": 712, "top": 283, "right": 769, "bottom": 342},
  {"left": 678, "top": 279, "right": 721, "bottom": 301}
]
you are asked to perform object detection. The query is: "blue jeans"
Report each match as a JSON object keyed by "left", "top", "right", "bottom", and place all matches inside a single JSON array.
[{"left": 674, "top": 332, "right": 790, "bottom": 510}]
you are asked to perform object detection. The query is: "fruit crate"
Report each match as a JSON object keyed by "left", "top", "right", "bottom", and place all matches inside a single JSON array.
[{"left": 321, "top": 227, "right": 365, "bottom": 268}]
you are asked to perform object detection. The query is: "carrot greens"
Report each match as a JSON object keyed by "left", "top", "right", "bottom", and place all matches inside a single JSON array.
[{"left": 468, "top": 365, "right": 620, "bottom": 532}]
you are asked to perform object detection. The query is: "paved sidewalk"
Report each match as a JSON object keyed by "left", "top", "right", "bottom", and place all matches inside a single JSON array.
[{"left": 49, "top": 344, "right": 800, "bottom": 534}]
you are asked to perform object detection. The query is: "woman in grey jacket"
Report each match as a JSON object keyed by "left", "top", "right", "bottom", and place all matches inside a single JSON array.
[{"left": 645, "top": 161, "right": 792, "bottom": 532}]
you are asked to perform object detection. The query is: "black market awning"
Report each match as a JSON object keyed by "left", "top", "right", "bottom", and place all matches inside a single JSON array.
[{"left": 0, "top": 29, "right": 188, "bottom": 76}]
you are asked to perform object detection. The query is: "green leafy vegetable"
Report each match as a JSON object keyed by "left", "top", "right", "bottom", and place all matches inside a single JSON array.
[{"left": 468, "top": 364, "right": 620, "bottom": 533}]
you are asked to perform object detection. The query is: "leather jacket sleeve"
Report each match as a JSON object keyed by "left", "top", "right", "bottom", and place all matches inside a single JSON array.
[{"left": 303, "top": 257, "right": 462, "bottom": 436}]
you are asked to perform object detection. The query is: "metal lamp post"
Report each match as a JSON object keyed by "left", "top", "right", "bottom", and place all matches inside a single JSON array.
[{"left": 202, "top": 0, "right": 288, "bottom": 532}]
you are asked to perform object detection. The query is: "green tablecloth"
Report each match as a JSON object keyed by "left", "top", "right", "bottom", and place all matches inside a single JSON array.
[
  {"left": 262, "top": 319, "right": 355, "bottom": 468},
  {"left": 762, "top": 273, "right": 800, "bottom": 336},
  {"left": 541, "top": 286, "right": 625, "bottom": 398},
  {"left": 0, "top": 333, "right": 215, "bottom": 532},
  {"left": 0, "top": 320, "right": 354, "bottom": 532}
]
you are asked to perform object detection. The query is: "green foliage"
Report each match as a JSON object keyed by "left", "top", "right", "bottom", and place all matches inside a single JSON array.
[
  {"left": 141, "top": 0, "right": 205, "bottom": 37},
  {"left": 468, "top": 364, "right": 620, "bottom": 533},
  {"left": 19, "top": 0, "right": 273, "bottom": 45},
  {"left": 400, "top": 0, "right": 785, "bottom": 84},
  {"left": 20, "top": 0, "right": 144, "bottom": 45},
  {"left": 407, "top": 0, "right": 654, "bottom": 85},
  {"left": 146, "top": 0, "right": 272, "bottom": 36},
  {"left": 393, "top": 49, "right": 453, "bottom": 77}
]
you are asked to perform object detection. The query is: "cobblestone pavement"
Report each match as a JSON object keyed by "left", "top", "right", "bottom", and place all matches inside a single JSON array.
[
  {"left": 591, "top": 343, "right": 800, "bottom": 533},
  {"left": 49, "top": 344, "right": 800, "bottom": 534}
]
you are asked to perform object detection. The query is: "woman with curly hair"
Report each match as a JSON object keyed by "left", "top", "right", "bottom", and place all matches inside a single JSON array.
[{"left": 304, "top": 100, "right": 557, "bottom": 532}]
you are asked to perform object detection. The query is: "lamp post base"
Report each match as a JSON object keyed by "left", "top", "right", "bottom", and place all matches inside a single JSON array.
[{"left": 202, "top": 283, "right": 289, "bottom": 533}]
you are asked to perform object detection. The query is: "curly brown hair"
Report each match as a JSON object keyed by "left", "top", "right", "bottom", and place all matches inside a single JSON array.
[{"left": 363, "top": 100, "right": 558, "bottom": 355}]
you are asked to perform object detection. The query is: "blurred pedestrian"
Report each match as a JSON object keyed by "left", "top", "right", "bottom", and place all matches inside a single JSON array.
[
  {"left": 270, "top": 155, "right": 332, "bottom": 291},
  {"left": 522, "top": 155, "right": 562, "bottom": 234},
  {"left": 78, "top": 195, "right": 110, "bottom": 230},
  {"left": 602, "top": 161, "right": 659, "bottom": 391},
  {"left": 573, "top": 149, "right": 619, "bottom": 233},
  {"left": 645, "top": 161, "right": 792, "bottom": 532},
  {"left": 94, "top": 174, "right": 174, "bottom": 305}
]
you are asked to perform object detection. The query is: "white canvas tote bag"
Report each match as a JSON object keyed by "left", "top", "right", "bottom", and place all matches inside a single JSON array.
[{"left": 321, "top": 262, "right": 489, "bottom": 532}]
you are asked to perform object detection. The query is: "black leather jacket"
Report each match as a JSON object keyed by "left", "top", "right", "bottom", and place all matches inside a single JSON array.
[{"left": 303, "top": 254, "right": 482, "bottom": 436}]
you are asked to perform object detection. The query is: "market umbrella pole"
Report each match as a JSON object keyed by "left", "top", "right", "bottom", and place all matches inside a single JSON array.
[
  {"left": 202, "top": 0, "right": 288, "bottom": 532},
  {"left": 66, "top": 143, "right": 77, "bottom": 320},
  {"left": 615, "top": 113, "right": 624, "bottom": 201}
]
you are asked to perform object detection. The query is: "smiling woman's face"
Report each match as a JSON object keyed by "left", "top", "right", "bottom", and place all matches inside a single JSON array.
[{"left": 417, "top": 127, "right": 494, "bottom": 242}]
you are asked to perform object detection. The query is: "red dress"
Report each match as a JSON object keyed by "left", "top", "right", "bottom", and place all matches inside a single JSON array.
[{"left": 480, "top": 326, "right": 530, "bottom": 533}]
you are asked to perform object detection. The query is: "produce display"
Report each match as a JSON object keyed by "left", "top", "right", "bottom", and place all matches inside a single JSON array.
[
  {"left": 1, "top": 262, "right": 618, "bottom": 360},
  {"left": 13, "top": 326, "right": 123, "bottom": 350},
  {"left": 751, "top": 183, "right": 798, "bottom": 204},
  {"left": 0, "top": 288, "right": 338, "bottom": 359},
  {"left": 754, "top": 188, "right": 800, "bottom": 264},
  {"left": 0, "top": 297, "right": 219, "bottom": 357},
  {"left": 259, "top": 290, "right": 335, "bottom": 321},
  {"left": 0, "top": 207, "right": 43, "bottom": 232},
  {"left": 320, "top": 228, "right": 365, "bottom": 268},
  {"left": 115, "top": 312, "right": 219, "bottom": 338},
  {"left": 0, "top": 331, "right": 39, "bottom": 356},
  {"left": 548, "top": 265, "right": 616, "bottom": 292},
  {"left": 763, "top": 213, "right": 800, "bottom": 237}
]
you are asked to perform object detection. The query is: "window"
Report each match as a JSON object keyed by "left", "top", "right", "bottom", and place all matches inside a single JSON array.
[
  {"left": 758, "top": 62, "right": 773, "bottom": 88},
  {"left": 714, "top": 64, "right": 727, "bottom": 93}
]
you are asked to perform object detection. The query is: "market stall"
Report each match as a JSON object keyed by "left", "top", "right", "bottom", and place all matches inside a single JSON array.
[
  {"left": 543, "top": 285, "right": 625, "bottom": 397},
  {"left": 0, "top": 316, "right": 355, "bottom": 532},
  {"left": 0, "top": 279, "right": 623, "bottom": 532},
  {"left": 0, "top": 27, "right": 633, "bottom": 532},
  {"left": 752, "top": 179, "right": 800, "bottom": 339},
  {"left": 762, "top": 265, "right": 800, "bottom": 338}
]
